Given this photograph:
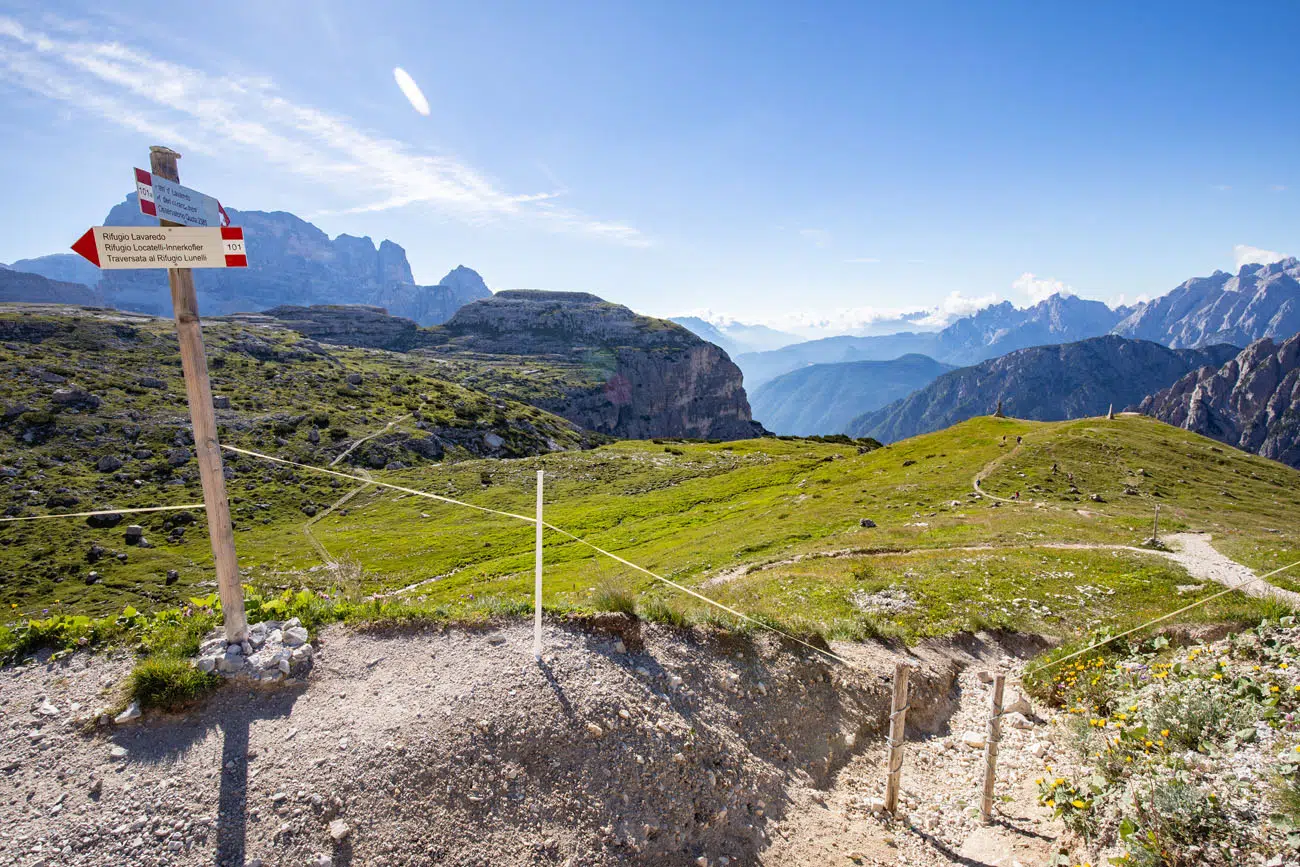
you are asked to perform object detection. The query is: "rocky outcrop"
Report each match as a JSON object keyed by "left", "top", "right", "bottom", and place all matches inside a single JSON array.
[
  {"left": 1139, "top": 333, "right": 1300, "bottom": 468},
  {"left": 427, "top": 290, "right": 764, "bottom": 439},
  {"left": 0, "top": 269, "right": 105, "bottom": 306},
  {"left": 1114, "top": 258, "right": 1300, "bottom": 348},
  {"left": 253, "top": 305, "right": 421, "bottom": 352},
  {"left": 849, "top": 336, "right": 1240, "bottom": 443},
  {"left": 11, "top": 196, "right": 489, "bottom": 325}
]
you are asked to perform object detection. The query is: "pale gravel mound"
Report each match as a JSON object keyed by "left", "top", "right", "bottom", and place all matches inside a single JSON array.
[{"left": 0, "top": 618, "right": 1041, "bottom": 867}]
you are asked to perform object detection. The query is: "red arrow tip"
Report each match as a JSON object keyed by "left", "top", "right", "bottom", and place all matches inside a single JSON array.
[{"left": 70, "top": 229, "right": 100, "bottom": 268}]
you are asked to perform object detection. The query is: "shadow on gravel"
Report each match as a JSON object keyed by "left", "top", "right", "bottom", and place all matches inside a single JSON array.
[{"left": 106, "top": 683, "right": 307, "bottom": 867}]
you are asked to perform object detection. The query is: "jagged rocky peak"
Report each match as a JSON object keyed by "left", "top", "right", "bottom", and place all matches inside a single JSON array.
[
  {"left": 439, "top": 265, "right": 490, "bottom": 296},
  {"left": 1139, "top": 332, "right": 1300, "bottom": 468}
]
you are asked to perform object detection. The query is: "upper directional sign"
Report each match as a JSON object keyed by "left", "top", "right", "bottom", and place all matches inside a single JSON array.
[
  {"left": 134, "top": 168, "right": 230, "bottom": 228},
  {"left": 71, "top": 226, "right": 248, "bottom": 270}
]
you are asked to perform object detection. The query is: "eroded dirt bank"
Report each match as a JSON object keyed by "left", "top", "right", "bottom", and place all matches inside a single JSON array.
[{"left": 1, "top": 620, "right": 1048, "bottom": 866}]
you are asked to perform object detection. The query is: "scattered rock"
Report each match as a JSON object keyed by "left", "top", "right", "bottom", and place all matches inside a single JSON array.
[
  {"left": 586, "top": 722, "right": 604, "bottom": 739},
  {"left": 960, "top": 731, "right": 986, "bottom": 750},
  {"left": 109, "top": 745, "right": 127, "bottom": 759},
  {"left": 113, "top": 701, "right": 141, "bottom": 725},
  {"left": 858, "top": 518, "right": 877, "bottom": 528},
  {"left": 213, "top": 395, "right": 231, "bottom": 409},
  {"left": 328, "top": 819, "right": 351, "bottom": 842},
  {"left": 96, "top": 455, "right": 123, "bottom": 473}
]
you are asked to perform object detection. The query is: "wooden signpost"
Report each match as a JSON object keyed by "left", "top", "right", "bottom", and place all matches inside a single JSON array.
[{"left": 70, "top": 145, "right": 249, "bottom": 642}]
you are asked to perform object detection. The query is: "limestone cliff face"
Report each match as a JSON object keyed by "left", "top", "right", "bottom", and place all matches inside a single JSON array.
[
  {"left": 429, "top": 291, "right": 764, "bottom": 440},
  {"left": 1139, "top": 333, "right": 1300, "bottom": 468}
]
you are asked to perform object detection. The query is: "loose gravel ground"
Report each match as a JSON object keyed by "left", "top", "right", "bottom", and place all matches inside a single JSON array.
[{"left": 0, "top": 617, "right": 1076, "bottom": 867}]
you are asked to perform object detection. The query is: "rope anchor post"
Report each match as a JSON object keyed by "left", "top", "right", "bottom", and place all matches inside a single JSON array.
[
  {"left": 884, "top": 662, "right": 911, "bottom": 815},
  {"left": 534, "top": 469, "right": 544, "bottom": 661},
  {"left": 980, "top": 672, "right": 1006, "bottom": 824}
]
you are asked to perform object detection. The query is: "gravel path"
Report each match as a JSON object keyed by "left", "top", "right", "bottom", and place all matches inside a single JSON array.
[
  {"left": 764, "top": 657, "right": 1071, "bottom": 867},
  {"left": 1161, "top": 532, "right": 1300, "bottom": 606}
]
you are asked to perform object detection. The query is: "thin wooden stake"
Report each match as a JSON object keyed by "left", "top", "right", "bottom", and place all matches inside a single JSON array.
[
  {"left": 150, "top": 146, "right": 248, "bottom": 643},
  {"left": 1152, "top": 504, "right": 1160, "bottom": 542},
  {"left": 980, "top": 672, "right": 1006, "bottom": 824},
  {"left": 534, "top": 469, "right": 544, "bottom": 660},
  {"left": 884, "top": 662, "right": 911, "bottom": 815}
]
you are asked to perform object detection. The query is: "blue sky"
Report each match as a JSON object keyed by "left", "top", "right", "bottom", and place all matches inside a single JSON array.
[{"left": 1, "top": 1, "right": 1297, "bottom": 333}]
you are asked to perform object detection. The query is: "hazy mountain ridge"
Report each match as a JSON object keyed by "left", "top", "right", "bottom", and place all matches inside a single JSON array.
[
  {"left": 735, "top": 294, "right": 1130, "bottom": 387},
  {"left": 1139, "top": 333, "right": 1300, "bottom": 468},
  {"left": 670, "top": 317, "right": 800, "bottom": 356},
  {"left": 849, "top": 336, "right": 1241, "bottom": 443},
  {"left": 749, "top": 354, "right": 955, "bottom": 436},
  {"left": 6, "top": 196, "right": 490, "bottom": 325}
]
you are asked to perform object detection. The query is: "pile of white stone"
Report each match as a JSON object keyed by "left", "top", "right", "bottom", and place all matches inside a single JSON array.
[{"left": 195, "top": 618, "right": 314, "bottom": 683}]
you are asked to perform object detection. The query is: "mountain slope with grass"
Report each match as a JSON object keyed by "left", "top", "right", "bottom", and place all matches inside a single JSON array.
[
  {"left": 749, "top": 354, "right": 954, "bottom": 435},
  {"left": 0, "top": 304, "right": 593, "bottom": 614},
  {"left": 849, "top": 336, "right": 1239, "bottom": 443}
]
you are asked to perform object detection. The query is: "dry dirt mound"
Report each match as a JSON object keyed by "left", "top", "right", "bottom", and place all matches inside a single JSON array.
[{"left": 1, "top": 620, "right": 1046, "bottom": 867}]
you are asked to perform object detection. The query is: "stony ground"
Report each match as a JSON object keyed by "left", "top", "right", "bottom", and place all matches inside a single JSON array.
[{"left": 0, "top": 618, "right": 1077, "bottom": 867}]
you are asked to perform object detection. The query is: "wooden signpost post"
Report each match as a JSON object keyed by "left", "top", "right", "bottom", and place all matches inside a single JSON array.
[{"left": 70, "top": 145, "right": 249, "bottom": 642}]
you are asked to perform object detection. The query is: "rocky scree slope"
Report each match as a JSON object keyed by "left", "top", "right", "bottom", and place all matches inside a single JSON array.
[
  {"left": 1139, "top": 332, "right": 1300, "bottom": 469},
  {"left": 8, "top": 195, "right": 490, "bottom": 325},
  {"left": 0, "top": 619, "right": 1001, "bottom": 867},
  {"left": 749, "top": 354, "right": 954, "bottom": 436},
  {"left": 849, "top": 335, "right": 1240, "bottom": 443},
  {"left": 0, "top": 307, "right": 590, "bottom": 613},
  {"left": 421, "top": 290, "right": 765, "bottom": 440},
  {"left": 1114, "top": 257, "right": 1300, "bottom": 348}
]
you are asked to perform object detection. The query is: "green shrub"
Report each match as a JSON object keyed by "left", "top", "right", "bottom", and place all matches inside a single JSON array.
[{"left": 591, "top": 579, "right": 638, "bottom": 616}]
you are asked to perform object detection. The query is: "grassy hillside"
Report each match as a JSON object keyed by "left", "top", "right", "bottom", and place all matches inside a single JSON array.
[
  {"left": 7, "top": 354, "right": 1296, "bottom": 647},
  {"left": 0, "top": 307, "right": 593, "bottom": 613}
]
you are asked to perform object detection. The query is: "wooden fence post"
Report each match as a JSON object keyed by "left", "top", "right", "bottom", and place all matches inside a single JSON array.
[
  {"left": 980, "top": 672, "right": 1006, "bottom": 824},
  {"left": 884, "top": 662, "right": 911, "bottom": 815}
]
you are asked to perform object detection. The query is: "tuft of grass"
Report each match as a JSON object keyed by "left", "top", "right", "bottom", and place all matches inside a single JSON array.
[
  {"left": 126, "top": 656, "right": 219, "bottom": 712},
  {"left": 591, "top": 578, "right": 638, "bottom": 615},
  {"left": 637, "top": 596, "right": 690, "bottom": 628}
]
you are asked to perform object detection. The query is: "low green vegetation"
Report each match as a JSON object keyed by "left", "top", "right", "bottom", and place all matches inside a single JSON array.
[{"left": 1, "top": 309, "right": 1298, "bottom": 669}]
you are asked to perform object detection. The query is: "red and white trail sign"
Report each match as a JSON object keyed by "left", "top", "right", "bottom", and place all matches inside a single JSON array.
[
  {"left": 70, "top": 226, "right": 248, "bottom": 270},
  {"left": 134, "top": 168, "right": 230, "bottom": 228}
]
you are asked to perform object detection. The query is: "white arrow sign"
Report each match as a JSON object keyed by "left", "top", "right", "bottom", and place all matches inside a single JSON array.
[
  {"left": 134, "top": 168, "right": 230, "bottom": 228},
  {"left": 71, "top": 226, "right": 248, "bottom": 270}
]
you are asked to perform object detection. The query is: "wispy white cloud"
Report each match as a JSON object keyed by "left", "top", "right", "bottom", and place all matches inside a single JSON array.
[
  {"left": 1233, "top": 244, "right": 1290, "bottom": 269},
  {"left": 0, "top": 16, "right": 649, "bottom": 246},
  {"left": 1270, "top": 184, "right": 1288, "bottom": 192},
  {"left": 392, "top": 67, "right": 430, "bottom": 116},
  {"left": 1012, "top": 272, "right": 1074, "bottom": 304},
  {"left": 799, "top": 228, "right": 832, "bottom": 248},
  {"left": 845, "top": 256, "right": 881, "bottom": 264}
]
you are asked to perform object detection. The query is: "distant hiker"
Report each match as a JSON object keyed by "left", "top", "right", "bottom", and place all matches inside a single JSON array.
[
  {"left": 1068, "top": 472, "right": 1075, "bottom": 483},
  {"left": 1051, "top": 462, "right": 1059, "bottom": 474},
  {"left": 1001, "top": 435, "right": 1006, "bottom": 444},
  {"left": 1012, "top": 491, "right": 1021, "bottom": 500},
  {"left": 1016, "top": 435, "right": 1022, "bottom": 445}
]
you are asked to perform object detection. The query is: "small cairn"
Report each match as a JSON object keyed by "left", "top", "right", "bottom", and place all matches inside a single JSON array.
[{"left": 195, "top": 617, "right": 315, "bottom": 683}]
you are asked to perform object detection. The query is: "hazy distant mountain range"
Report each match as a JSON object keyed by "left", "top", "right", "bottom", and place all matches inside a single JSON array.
[
  {"left": 668, "top": 317, "right": 800, "bottom": 357},
  {"left": 848, "top": 336, "right": 1241, "bottom": 443},
  {"left": 749, "top": 354, "right": 954, "bottom": 436},
  {"left": 727, "top": 294, "right": 1135, "bottom": 388},
  {"left": 1, "top": 195, "right": 490, "bottom": 325}
]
